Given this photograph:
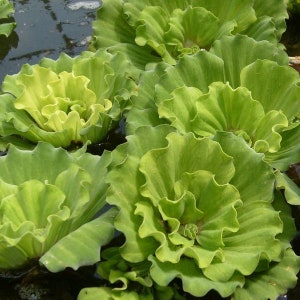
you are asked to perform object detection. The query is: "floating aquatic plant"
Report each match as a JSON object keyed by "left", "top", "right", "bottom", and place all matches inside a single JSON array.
[
  {"left": 90, "top": 0, "right": 288, "bottom": 70},
  {"left": 100, "top": 125, "right": 300, "bottom": 299},
  {"left": 126, "top": 35, "right": 300, "bottom": 173},
  {"left": 78, "top": 247, "right": 184, "bottom": 300},
  {"left": 0, "top": 49, "right": 136, "bottom": 150},
  {"left": 0, "top": 142, "right": 116, "bottom": 272},
  {"left": 0, "top": 0, "right": 16, "bottom": 37}
]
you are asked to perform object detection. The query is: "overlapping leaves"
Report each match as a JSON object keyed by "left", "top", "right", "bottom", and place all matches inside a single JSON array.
[
  {"left": 126, "top": 35, "right": 300, "bottom": 173},
  {"left": 90, "top": 0, "right": 287, "bottom": 70},
  {"left": 101, "top": 125, "right": 299, "bottom": 299},
  {"left": 0, "top": 49, "right": 136, "bottom": 150},
  {"left": 0, "top": 142, "right": 115, "bottom": 272}
]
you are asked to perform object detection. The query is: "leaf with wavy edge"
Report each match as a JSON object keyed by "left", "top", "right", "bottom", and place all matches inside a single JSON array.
[
  {"left": 210, "top": 35, "right": 289, "bottom": 88},
  {"left": 149, "top": 255, "right": 244, "bottom": 298},
  {"left": 195, "top": 0, "right": 256, "bottom": 33},
  {"left": 233, "top": 248, "right": 300, "bottom": 300},
  {"left": 126, "top": 50, "right": 225, "bottom": 134},
  {"left": 98, "top": 247, "right": 152, "bottom": 288},
  {"left": 240, "top": 16, "right": 278, "bottom": 44},
  {"left": 127, "top": 35, "right": 289, "bottom": 135},
  {"left": 240, "top": 59, "right": 300, "bottom": 121},
  {"left": 212, "top": 132, "right": 275, "bottom": 204},
  {"left": 90, "top": 0, "right": 160, "bottom": 73},
  {"left": 274, "top": 170, "right": 300, "bottom": 205},
  {"left": 124, "top": 0, "right": 253, "bottom": 63},
  {"left": 0, "top": 142, "right": 110, "bottom": 269},
  {"left": 78, "top": 287, "right": 153, "bottom": 300},
  {"left": 128, "top": 36, "right": 298, "bottom": 171},
  {"left": 159, "top": 82, "right": 289, "bottom": 155},
  {"left": 251, "top": 0, "right": 288, "bottom": 40},
  {"left": 165, "top": 7, "right": 235, "bottom": 52},
  {"left": 91, "top": 0, "right": 285, "bottom": 70},
  {"left": 40, "top": 208, "right": 117, "bottom": 272},
  {"left": 107, "top": 125, "right": 176, "bottom": 263},
  {"left": 0, "top": 50, "right": 136, "bottom": 149},
  {"left": 107, "top": 125, "right": 290, "bottom": 297},
  {"left": 80, "top": 246, "right": 188, "bottom": 300},
  {"left": 264, "top": 123, "right": 300, "bottom": 170},
  {"left": 0, "top": 0, "right": 16, "bottom": 37}
]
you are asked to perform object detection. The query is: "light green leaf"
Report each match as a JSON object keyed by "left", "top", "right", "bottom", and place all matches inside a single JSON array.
[
  {"left": 264, "top": 123, "right": 300, "bottom": 170},
  {"left": 0, "top": 50, "right": 136, "bottom": 149},
  {"left": 40, "top": 208, "right": 117, "bottom": 272},
  {"left": 233, "top": 248, "right": 300, "bottom": 300},
  {"left": 107, "top": 125, "right": 176, "bottom": 263},
  {"left": 213, "top": 132, "right": 275, "bottom": 204},
  {"left": 274, "top": 170, "right": 300, "bottom": 205},
  {"left": 240, "top": 59, "right": 300, "bottom": 121},
  {"left": 91, "top": 0, "right": 284, "bottom": 70},
  {"left": 107, "top": 125, "right": 287, "bottom": 297},
  {"left": 78, "top": 287, "right": 153, "bottom": 300},
  {"left": 149, "top": 256, "right": 244, "bottom": 298},
  {"left": 0, "top": 142, "right": 110, "bottom": 270},
  {"left": 210, "top": 35, "right": 289, "bottom": 87}
]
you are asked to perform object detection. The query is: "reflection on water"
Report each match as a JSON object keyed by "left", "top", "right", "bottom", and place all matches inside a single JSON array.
[{"left": 0, "top": 0, "right": 100, "bottom": 84}]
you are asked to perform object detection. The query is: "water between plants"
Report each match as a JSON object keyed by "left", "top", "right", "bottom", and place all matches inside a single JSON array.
[{"left": 0, "top": 1, "right": 300, "bottom": 299}]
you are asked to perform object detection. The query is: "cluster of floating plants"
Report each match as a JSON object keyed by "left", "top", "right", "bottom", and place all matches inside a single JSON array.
[{"left": 0, "top": 0, "right": 300, "bottom": 299}]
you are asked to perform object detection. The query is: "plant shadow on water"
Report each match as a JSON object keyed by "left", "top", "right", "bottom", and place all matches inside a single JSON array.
[{"left": 0, "top": 1, "right": 300, "bottom": 300}]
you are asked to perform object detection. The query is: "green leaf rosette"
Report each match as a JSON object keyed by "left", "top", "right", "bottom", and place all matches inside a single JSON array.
[
  {"left": 0, "top": 142, "right": 116, "bottom": 272},
  {"left": 126, "top": 35, "right": 300, "bottom": 174},
  {"left": 0, "top": 0, "right": 16, "bottom": 37},
  {"left": 90, "top": 0, "right": 287, "bottom": 70},
  {"left": 78, "top": 247, "right": 185, "bottom": 300},
  {"left": 0, "top": 50, "right": 136, "bottom": 150},
  {"left": 105, "top": 125, "right": 300, "bottom": 298}
]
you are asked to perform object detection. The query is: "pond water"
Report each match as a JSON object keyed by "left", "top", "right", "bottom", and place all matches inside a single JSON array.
[{"left": 0, "top": 0, "right": 100, "bottom": 83}]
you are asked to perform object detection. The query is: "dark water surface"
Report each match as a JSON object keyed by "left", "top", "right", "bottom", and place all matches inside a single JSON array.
[{"left": 0, "top": 0, "right": 100, "bottom": 84}]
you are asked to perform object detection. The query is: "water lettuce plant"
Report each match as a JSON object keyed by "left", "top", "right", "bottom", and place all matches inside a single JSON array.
[
  {"left": 90, "top": 0, "right": 287, "bottom": 71},
  {"left": 0, "top": 0, "right": 15, "bottom": 37},
  {"left": 126, "top": 35, "right": 300, "bottom": 172},
  {"left": 80, "top": 125, "right": 300, "bottom": 299},
  {"left": 0, "top": 142, "right": 115, "bottom": 272},
  {"left": 0, "top": 49, "right": 136, "bottom": 150}
]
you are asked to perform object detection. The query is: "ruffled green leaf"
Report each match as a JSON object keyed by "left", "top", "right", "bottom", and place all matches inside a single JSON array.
[
  {"left": 91, "top": 0, "right": 287, "bottom": 69},
  {"left": 78, "top": 287, "right": 153, "bottom": 300},
  {"left": 0, "top": 50, "right": 136, "bottom": 150},
  {"left": 0, "top": 142, "right": 110, "bottom": 270},
  {"left": 126, "top": 50, "right": 225, "bottom": 134},
  {"left": 233, "top": 248, "right": 300, "bottom": 300},
  {"left": 107, "top": 125, "right": 292, "bottom": 298},
  {"left": 251, "top": 0, "right": 288, "bottom": 40},
  {"left": 240, "top": 16, "right": 278, "bottom": 44},
  {"left": 210, "top": 35, "right": 289, "bottom": 88},
  {"left": 159, "top": 82, "right": 289, "bottom": 155},
  {"left": 39, "top": 208, "right": 117, "bottom": 272},
  {"left": 212, "top": 132, "right": 275, "bottom": 204},
  {"left": 264, "top": 123, "right": 300, "bottom": 170},
  {"left": 128, "top": 36, "right": 297, "bottom": 171},
  {"left": 240, "top": 59, "right": 300, "bottom": 121},
  {"left": 79, "top": 246, "right": 185, "bottom": 300},
  {"left": 107, "top": 125, "right": 176, "bottom": 263},
  {"left": 274, "top": 170, "right": 300, "bottom": 205}
]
